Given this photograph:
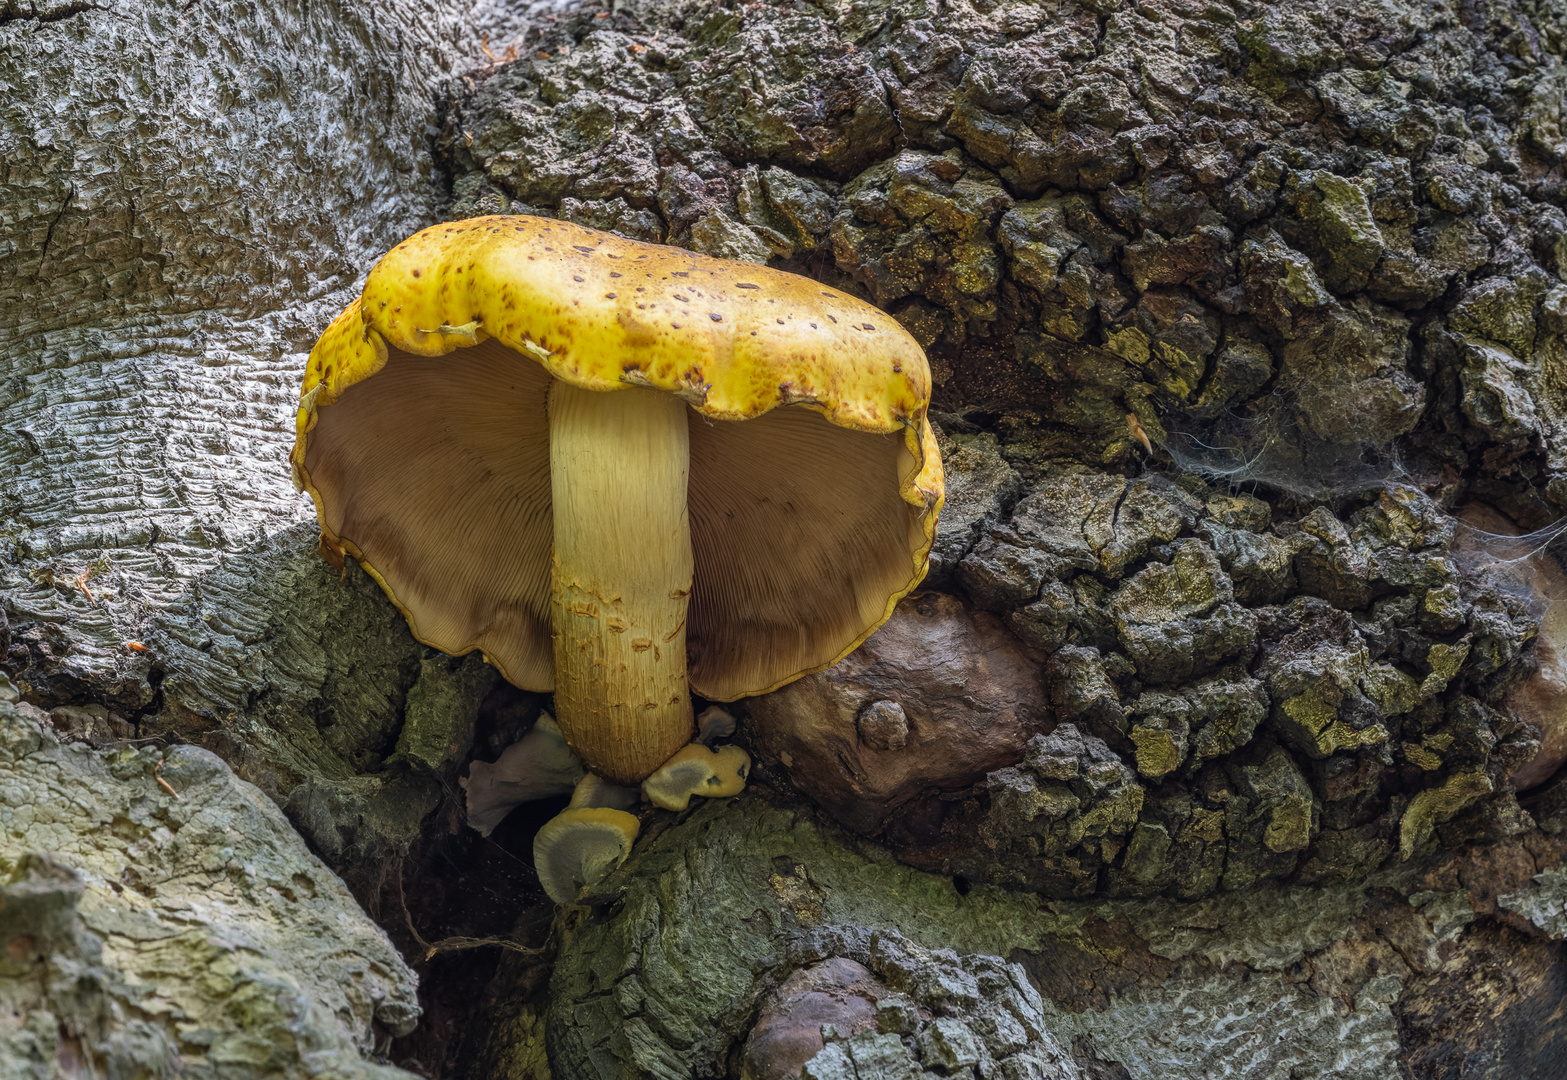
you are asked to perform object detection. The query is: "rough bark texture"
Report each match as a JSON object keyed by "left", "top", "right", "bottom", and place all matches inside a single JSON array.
[
  {"left": 0, "top": 0, "right": 520, "bottom": 799},
  {"left": 0, "top": 698, "right": 420, "bottom": 1078},
  {"left": 0, "top": 1, "right": 527, "bottom": 1076},
  {"left": 433, "top": 0, "right": 1567, "bottom": 901},
  {"left": 6, "top": 0, "right": 1567, "bottom": 1077},
  {"left": 465, "top": 795, "right": 1567, "bottom": 1080}
]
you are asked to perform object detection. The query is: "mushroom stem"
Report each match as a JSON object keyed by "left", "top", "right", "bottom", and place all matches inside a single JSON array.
[{"left": 549, "top": 380, "right": 695, "bottom": 785}]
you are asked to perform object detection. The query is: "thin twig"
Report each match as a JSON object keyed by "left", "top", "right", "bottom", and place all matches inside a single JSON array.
[
  {"left": 395, "top": 861, "right": 547, "bottom": 963},
  {"left": 154, "top": 757, "right": 180, "bottom": 799}
]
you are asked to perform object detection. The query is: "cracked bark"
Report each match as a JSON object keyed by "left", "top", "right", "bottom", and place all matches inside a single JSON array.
[{"left": 4, "top": 0, "right": 1567, "bottom": 1078}]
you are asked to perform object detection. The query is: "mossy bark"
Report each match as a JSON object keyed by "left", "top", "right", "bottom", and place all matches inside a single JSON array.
[{"left": 5, "top": 0, "right": 1567, "bottom": 1077}]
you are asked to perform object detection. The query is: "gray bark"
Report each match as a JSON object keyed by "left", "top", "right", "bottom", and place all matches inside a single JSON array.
[
  {"left": 0, "top": 0, "right": 520, "bottom": 792},
  {"left": 0, "top": 699, "right": 421, "bottom": 1078},
  {"left": 6, "top": 0, "right": 1567, "bottom": 1078},
  {"left": 503, "top": 797, "right": 1566, "bottom": 1080},
  {"left": 1, "top": 2, "right": 524, "bottom": 1076}
]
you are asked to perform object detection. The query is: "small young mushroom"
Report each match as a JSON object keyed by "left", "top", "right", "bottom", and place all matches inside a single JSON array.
[
  {"left": 290, "top": 215, "right": 942, "bottom": 882},
  {"left": 642, "top": 743, "right": 752, "bottom": 811},
  {"left": 568, "top": 771, "right": 640, "bottom": 812},
  {"left": 696, "top": 704, "right": 737, "bottom": 744},
  {"left": 532, "top": 806, "right": 640, "bottom": 904},
  {"left": 460, "top": 714, "right": 584, "bottom": 836}
]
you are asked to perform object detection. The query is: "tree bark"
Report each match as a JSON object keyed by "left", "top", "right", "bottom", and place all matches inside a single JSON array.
[
  {"left": 1, "top": 1, "right": 519, "bottom": 1076},
  {"left": 5, "top": 0, "right": 1567, "bottom": 1077}
]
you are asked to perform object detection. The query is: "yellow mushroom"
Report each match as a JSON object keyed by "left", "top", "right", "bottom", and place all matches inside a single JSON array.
[
  {"left": 292, "top": 215, "right": 942, "bottom": 792},
  {"left": 532, "top": 807, "right": 640, "bottom": 904},
  {"left": 642, "top": 743, "right": 753, "bottom": 811}
]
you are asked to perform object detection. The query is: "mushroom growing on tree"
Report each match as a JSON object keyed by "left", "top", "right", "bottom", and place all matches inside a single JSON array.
[
  {"left": 289, "top": 215, "right": 943, "bottom": 892},
  {"left": 459, "top": 713, "right": 583, "bottom": 837},
  {"left": 643, "top": 743, "right": 754, "bottom": 811}
]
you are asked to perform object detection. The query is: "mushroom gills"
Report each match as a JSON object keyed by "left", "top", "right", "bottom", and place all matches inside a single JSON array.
[
  {"left": 532, "top": 806, "right": 641, "bottom": 904},
  {"left": 460, "top": 713, "right": 584, "bottom": 837},
  {"left": 549, "top": 380, "right": 696, "bottom": 785}
]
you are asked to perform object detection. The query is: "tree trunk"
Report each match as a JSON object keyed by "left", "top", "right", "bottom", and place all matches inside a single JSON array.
[{"left": 5, "top": 0, "right": 1567, "bottom": 1078}]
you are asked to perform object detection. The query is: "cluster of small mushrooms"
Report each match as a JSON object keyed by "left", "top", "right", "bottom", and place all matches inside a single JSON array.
[{"left": 291, "top": 216, "right": 943, "bottom": 902}]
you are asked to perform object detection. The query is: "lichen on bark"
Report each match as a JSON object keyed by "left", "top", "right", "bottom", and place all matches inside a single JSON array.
[
  {"left": 7, "top": 0, "right": 1567, "bottom": 1075},
  {"left": 0, "top": 700, "right": 421, "bottom": 1077},
  {"left": 426, "top": 0, "right": 1567, "bottom": 904}
]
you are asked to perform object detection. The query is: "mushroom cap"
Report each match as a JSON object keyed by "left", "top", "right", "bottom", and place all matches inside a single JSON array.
[
  {"left": 642, "top": 743, "right": 752, "bottom": 811},
  {"left": 312, "top": 215, "right": 932, "bottom": 426},
  {"left": 291, "top": 216, "right": 944, "bottom": 702},
  {"left": 532, "top": 806, "right": 640, "bottom": 904},
  {"left": 697, "top": 705, "right": 737, "bottom": 744}
]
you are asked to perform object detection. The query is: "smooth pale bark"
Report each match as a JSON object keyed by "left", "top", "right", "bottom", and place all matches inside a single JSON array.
[
  {"left": 0, "top": 0, "right": 524, "bottom": 795},
  {"left": 549, "top": 381, "right": 694, "bottom": 785},
  {"left": 0, "top": 6, "right": 526, "bottom": 1076}
]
